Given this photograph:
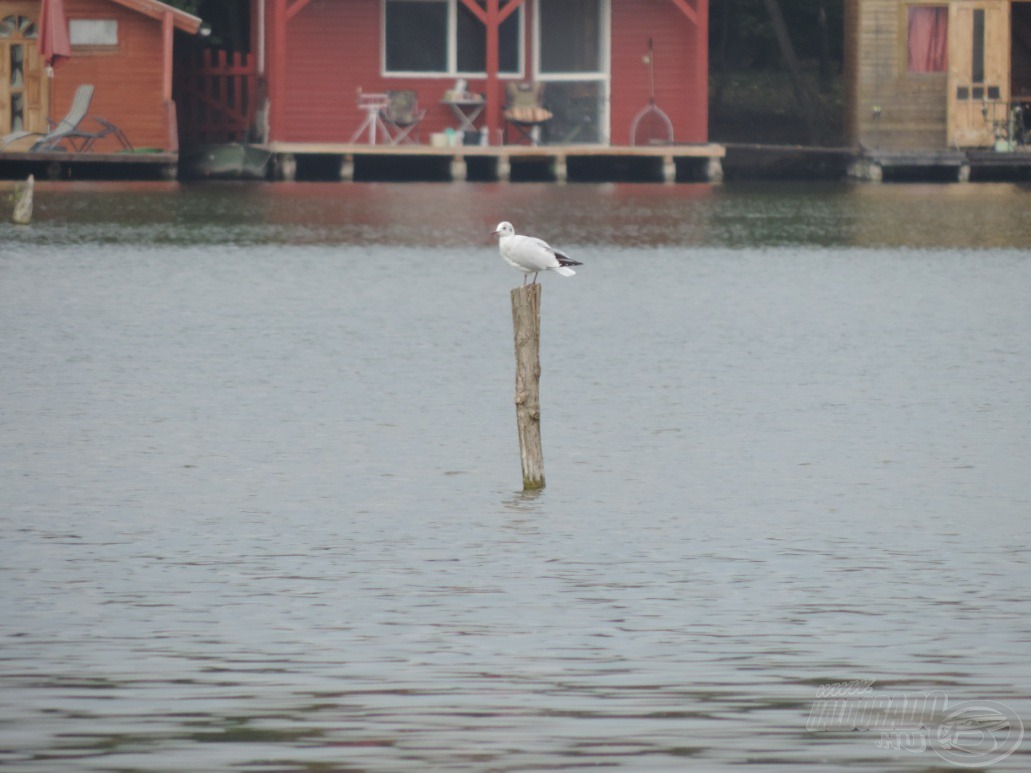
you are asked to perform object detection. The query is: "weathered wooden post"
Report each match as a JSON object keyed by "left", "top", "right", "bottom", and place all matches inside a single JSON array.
[
  {"left": 12, "top": 174, "right": 34, "bottom": 225},
  {"left": 511, "top": 283, "right": 546, "bottom": 490}
]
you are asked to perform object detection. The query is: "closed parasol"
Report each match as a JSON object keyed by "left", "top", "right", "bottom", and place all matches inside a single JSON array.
[{"left": 38, "top": 0, "right": 72, "bottom": 74}]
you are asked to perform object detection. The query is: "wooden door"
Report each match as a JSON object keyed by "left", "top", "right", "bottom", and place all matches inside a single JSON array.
[
  {"left": 947, "top": 1, "right": 1010, "bottom": 147},
  {"left": 0, "top": 7, "right": 48, "bottom": 136}
]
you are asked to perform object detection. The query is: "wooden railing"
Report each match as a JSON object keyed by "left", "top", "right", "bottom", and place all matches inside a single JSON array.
[{"left": 176, "top": 48, "right": 260, "bottom": 146}]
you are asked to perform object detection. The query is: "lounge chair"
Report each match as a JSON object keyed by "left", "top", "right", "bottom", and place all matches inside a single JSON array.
[
  {"left": 0, "top": 84, "right": 94, "bottom": 151},
  {"left": 50, "top": 116, "right": 134, "bottom": 153},
  {"left": 504, "top": 83, "right": 553, "bottom": 146},
  {"left": 381, "top": 91, "right": 425, "bottom": 145}
]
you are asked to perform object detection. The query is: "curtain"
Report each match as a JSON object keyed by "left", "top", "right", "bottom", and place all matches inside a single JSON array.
[{"left": 908, "top": 6, "right": 948, "bottom": 73}]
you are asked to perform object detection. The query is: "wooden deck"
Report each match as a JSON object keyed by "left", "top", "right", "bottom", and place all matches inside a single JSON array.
[
  {"left": 261, "top": 142, "right": 727, "bottom": 183},
  {"left": 5, "top": 142, "right": 1029, "bottom": 183},
  {"left": 848, "top": 148, "right": 1031, "bottom": 182},
  {"left": 0, "top": 150, "right": 179, "bottom": 181}
]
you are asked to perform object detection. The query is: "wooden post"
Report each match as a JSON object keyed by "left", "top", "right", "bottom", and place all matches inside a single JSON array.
[
  {"left": 511, "top": 283, "right": 545, "bottom": 490},
  {"left": 12, "top": 174, "right": 34, "bottom": 225}
]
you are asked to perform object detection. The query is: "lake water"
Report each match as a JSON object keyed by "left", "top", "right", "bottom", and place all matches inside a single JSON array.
[{"left": 1, "top": 181, "right": 1030, "bottom": 771}]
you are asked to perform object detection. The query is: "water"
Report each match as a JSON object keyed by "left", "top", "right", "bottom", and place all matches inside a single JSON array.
[{"left": 1, "top": 181, "right": 1030, "bottom": 771}]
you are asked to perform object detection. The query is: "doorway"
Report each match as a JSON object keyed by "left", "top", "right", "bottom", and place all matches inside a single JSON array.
[
  {"left": 947, "top": 1, "right": 1009, "bottom": 146},
  {"left": 0, "top": 9, "right": 47, "bottom": 136}
]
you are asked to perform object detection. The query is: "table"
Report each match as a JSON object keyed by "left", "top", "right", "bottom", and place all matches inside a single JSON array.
[{"left": 441, "top": 97, "right": 486, "bottom": 134}]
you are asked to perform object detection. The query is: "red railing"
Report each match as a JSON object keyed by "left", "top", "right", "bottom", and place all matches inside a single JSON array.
[{"left": 176, "top": 48, "right": 260, "bottom": 146}]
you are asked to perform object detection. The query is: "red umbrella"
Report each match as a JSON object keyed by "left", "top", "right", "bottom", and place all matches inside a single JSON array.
[{"left": 38, "top": 0, "right": 72, "bottom": 73}]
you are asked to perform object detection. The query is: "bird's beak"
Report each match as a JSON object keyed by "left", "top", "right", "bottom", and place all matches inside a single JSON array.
[{"left": 490, "top": 229, "right": 499, "bottom": 239}]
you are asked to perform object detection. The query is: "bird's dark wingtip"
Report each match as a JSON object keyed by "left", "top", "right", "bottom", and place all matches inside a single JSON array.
[{"left": 553, "top": 250, "right": 583, "bottom": 268}]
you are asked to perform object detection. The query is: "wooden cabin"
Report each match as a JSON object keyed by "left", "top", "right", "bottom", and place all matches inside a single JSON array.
[
  {"left": 844, "top": 0, "right": 1031, "bottom": 150},
  {"left": 248, "top": 0, "right": 709, "bottom": 148},
  {"left": 0, "top": 0, "right": 202, "bottom": 153}
]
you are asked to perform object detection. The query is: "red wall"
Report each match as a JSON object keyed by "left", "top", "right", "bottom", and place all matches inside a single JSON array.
[
  {"left": 53, "top": 0, "right": 173, "bottom": 151},
  {"left": 272, "top": 0, "right": 708, "bottom": 145},
  {"left": 277, "top": 0, "right": 473, "bottom": 143},
  {"left": 610, "top": 0, "right": 708, "bottom": 144}
]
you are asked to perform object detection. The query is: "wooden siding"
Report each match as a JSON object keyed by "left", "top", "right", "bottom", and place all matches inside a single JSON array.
[
  {"left": 609, "top": 0, "right": 706, "bottom": 144},
  {"left": 48, "top": 0, "right": 173, "bottom": 150},
  {"left": 846, "top": 0, "right": 948, "bottom": 150},
  {"left": 846, "top": 0, "right": 1018, "bottom": 151},
  {"left": 273, "top": 0, "right": 708, "bottom": 145}
]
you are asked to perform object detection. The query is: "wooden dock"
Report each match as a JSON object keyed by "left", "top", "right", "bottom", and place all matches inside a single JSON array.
[
  {"left": 847, "top": 149, "right": 1031, "bottom": 182},
  {"left": 5, "top": 142, "right": 1030, "bottom": 183},
  {"left": 261, "top": 142, "right": 727, "bottom": 183},
  {"left": 0, "top": 150, "right": 179, "bottom": 181}
]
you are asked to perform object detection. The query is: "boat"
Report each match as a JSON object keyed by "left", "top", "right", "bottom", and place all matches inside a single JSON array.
[{"left": 183, "top": 143, "right": 272, "bottom": 180}]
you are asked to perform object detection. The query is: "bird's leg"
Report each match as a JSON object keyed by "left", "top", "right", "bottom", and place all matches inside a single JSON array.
[
  {"left": 532, "top": 272, "right": 539, "bottom": 284},
  {"left": 522, "top": 274, "right": 528, "bottom": 286}
]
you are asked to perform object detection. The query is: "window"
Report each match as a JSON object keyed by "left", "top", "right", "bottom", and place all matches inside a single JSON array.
[
  {"left": 384, "top": 0, "right": 520, "bottom": 75},
  {"left": 385, "top": 1, "right": 447, "bottom": 72},
  {"left": 2, "top": 15, "right": 36, "bottom": 134},
  {"left": 0, "top": 14, "right": 37, "bottom": 38},
  {"left": 69, "top": 19, "right": 119, "bottom": 46},
  {"left": 971, "top": 8, "right": 985, "bottom": 83},
  {"left": 540, "top": 0, "right": 601, "bottom": 74},
  {"left": 907, "top": 6, "right": 947, "bottom": 73}
]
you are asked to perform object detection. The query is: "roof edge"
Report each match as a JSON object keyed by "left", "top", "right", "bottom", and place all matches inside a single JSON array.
[{"left": 107, "top": 0, "right": 204, "bottom": 35}]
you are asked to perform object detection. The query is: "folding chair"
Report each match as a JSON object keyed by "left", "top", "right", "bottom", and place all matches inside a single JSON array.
[
  {"left": 381, "top": 91, "right": 426, "bottom": 145},
  {"left": 504, "top": 83, "right": 553, "bottom": 146}
]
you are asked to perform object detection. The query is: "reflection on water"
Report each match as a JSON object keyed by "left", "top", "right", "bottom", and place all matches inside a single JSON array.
[
  {"left": 1, "top": 182, "right": 1029, "bottom": 770},
  {"left": 2, "top": 179, "right": 1030, "bottom": 249}
]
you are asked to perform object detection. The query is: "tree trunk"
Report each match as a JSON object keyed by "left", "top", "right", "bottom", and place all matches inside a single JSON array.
[
  {"left": 761, "top": 0, "right": 820, "bottom": 143},
  {"left": 817, "top": 2, "right": 834, "bottom": 94},
  {"left": 710, "top": 1, "right": 732, "bottom": 119}
]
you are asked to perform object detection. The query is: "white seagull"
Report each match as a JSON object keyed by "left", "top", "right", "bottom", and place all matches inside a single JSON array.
[{"left": 490, "top": 221, "right": 583, "bottom": 285}]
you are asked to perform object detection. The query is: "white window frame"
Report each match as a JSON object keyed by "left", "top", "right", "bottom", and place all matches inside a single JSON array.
[
  {"left": 533, "top": 0, "right": 611, "bottom": 142},
  {"left": 382, "top": 0, "right": 524, "bottom": 78}
]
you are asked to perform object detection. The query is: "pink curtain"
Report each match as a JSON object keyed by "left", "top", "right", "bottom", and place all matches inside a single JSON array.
[{"left": 908, "top": 6, "right": 948, "bottom": 73}]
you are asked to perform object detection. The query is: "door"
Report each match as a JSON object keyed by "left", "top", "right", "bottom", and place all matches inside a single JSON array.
[
  {"left": 0, "top": 8, "right": 48, "bottom": 136},
  {"left": 536, "top": 0, "right": 609, "bottom": 144},
  {"left": 947, "top": 1, "right": 1010, "bottom": 147}
]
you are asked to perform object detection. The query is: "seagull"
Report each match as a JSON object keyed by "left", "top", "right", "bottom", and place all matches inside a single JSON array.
[{"left": 490, "top": 221, "right": 583, "bottom": 285}]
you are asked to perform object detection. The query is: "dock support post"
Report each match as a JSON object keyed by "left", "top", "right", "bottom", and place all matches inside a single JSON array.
[
  {"left": 339, "top": 154, "right": 354, "bottom": 181},
  {"left": 957, "top": 163, "right": 971, "bottom": 183},
  {"left": 847, "top": 157, "right": 882, "bottom": 182},
  {"left": 275, "top": 153, "right": 297, "bottom": 181},
  {"left": 662, "top": 155, "right": 676, "bottom": 183},
  {"left": 450, "top": 154, "right": 468, "bottom": 181},
  {"left": 705, "top": 157, "right": 724, "bottom": 183},
  {"left": 12, "top": 174, "right": 33, "bottom": 225},
  {"left": 511, "top": 283, "right": 545, "bottom": 491},
  {"left": 553, "top": 154, "right": 567, "bottom": 183},
  {"left": 496, "top": 154, "right": 511, "bottom": 182}
]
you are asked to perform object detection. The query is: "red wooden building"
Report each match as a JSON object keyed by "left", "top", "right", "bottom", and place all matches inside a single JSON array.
[
  {"left": 250, "top": 0, "right": 708, "bottom": 148},
  {"left": 1, "top": 0, "right": 201, "bottom": 153}
]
